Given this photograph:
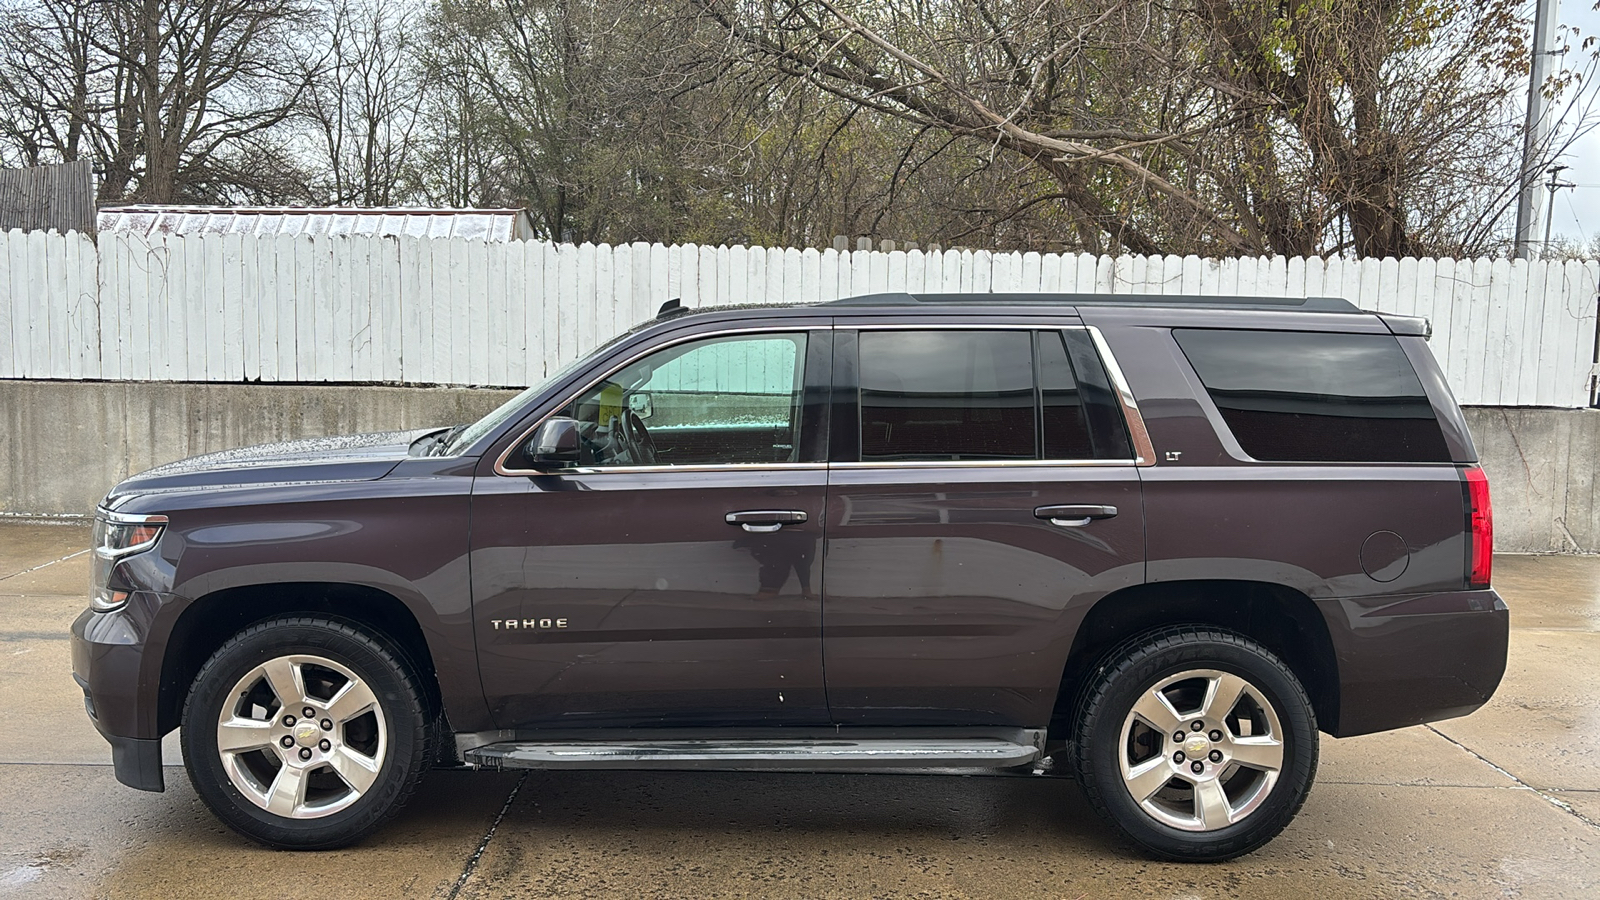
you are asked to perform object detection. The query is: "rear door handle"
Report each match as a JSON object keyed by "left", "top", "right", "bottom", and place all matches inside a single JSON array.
[
  {"left": 725, "top": 510, "right": 808, "bottom": 533},
  {"left": 1034, "top": 505, "right": 1118, "bottom": 527}
]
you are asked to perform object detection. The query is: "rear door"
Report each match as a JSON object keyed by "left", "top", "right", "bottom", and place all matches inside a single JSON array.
[{"left": 822, "top": 323, "right": 1148, "bottom": 727}]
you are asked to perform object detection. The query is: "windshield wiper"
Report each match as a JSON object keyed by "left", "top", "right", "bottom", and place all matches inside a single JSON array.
[{"left": 427, "top": 424, "right": 468, "bottom": 456}]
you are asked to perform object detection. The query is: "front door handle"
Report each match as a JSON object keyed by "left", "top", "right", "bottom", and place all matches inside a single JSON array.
[
  {"left": 726, "top": 510, "right": 808, "bottom": 533},
  {"left": 1034, "top": 504, "right": 1118, "bottom": 527}
]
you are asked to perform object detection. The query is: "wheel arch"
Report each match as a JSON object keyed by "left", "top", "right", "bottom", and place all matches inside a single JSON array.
[
  {"left": 1053, "top": 580, "right": 1340, "bottom": 736},
  {"left": 155, "top": 582, "right": 442, "bottom": 736}
]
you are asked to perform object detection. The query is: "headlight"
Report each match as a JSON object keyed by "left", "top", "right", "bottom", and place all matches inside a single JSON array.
[
  {"left": 93, "top": 513, "right": 166, "bottom": 557},
  {"left": 91, "top": 511, "right": 167, "bottom": 612}
]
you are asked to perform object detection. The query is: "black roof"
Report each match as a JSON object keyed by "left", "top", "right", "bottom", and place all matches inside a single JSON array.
[
  {"left": 647, "top": 291, "right": 1428, "bottom": 336},
  {"left": 820, "top": 292, "right": 1360, "bottom": 313}
]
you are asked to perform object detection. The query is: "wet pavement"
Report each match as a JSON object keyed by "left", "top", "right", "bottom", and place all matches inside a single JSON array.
[{"left": 1, "top": 521, "right": 1596, "bottom": 898}]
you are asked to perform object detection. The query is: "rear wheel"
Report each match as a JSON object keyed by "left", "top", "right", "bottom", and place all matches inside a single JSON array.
[
  {"left": 181, "top": 617, "right": 433, "bottom": 849},
  {"left": 1073, "top": 627, "right": 1318, "bottom": 861}
]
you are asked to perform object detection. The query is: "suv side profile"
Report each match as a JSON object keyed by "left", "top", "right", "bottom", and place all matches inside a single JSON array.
[{"left": 72, "top": 293, "right": 1506, "bottom": 861}]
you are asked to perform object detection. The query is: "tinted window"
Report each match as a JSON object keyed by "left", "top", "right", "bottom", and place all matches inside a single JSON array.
[
  {"left": 560, "top": 333, "right": 807, "bottom": 466},
  {"left": 1062, "top": 330, "right": 1134, "bottom": 460},
  {"left": 1173, "top": 329, "right": 1450, "bottom": 462},
  {"left": 859, "top": 331, "right": 1035, "bottom": 460},
  {"left": 1039, "top": 331, "right": 1095, "bottom": 459}
]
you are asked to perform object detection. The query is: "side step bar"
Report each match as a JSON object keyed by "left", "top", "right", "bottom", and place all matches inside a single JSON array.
[{"left": 461, "top": 727, "right": 1046, "bottom": 773}]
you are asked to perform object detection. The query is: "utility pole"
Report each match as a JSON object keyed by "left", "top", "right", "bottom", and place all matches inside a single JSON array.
[
  {"left": 1541, "top": 165, "right": 1575, "bottom": 256},
  {"left": 1514, "top": 0, "right": 1562, "bottom": 259}
]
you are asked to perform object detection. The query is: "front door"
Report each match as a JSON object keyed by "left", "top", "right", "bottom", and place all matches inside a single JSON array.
[
  {"left": 823, "top": 325, "right": 1147, "bottom": 727},
  {"left": 472, "top": 326, "right": 832, "bottom": 729}
]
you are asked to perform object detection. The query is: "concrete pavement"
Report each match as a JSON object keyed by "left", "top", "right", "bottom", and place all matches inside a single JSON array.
[{"left": 1, "top": 521, "right": 1596, "bottom": 898}]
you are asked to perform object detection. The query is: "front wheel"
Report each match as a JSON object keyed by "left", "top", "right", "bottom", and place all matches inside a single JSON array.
[
  {"left": 180, "top": 617, "right": 434, "bottom": 849},
  {"left": 1073, "top": 627, "right": 1319, "bottom": 861}
]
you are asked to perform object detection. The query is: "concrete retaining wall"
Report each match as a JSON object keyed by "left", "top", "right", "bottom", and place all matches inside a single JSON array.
[
  {"left": 1465, "top": 407, "right": 1599, "bottom": 553},
  {"left": 0, "top": 380, "right": 516, "bottom": 517},
  {"left": 2, "top": 380, "right": 1594, "bottom": 553}
]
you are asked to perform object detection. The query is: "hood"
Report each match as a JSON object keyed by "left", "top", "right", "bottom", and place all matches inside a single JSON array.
[{"left": 103, "top": 429, "right": 436, "bottom": 507}]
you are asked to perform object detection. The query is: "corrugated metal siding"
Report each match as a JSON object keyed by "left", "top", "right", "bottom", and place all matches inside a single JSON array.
[
  {"left": 0, "top": 162, "right": 95, "bottom": 234},
  {"left": 96, "top": 206, "right": 535, "bottom": 241},
  {"left": 1, "top": 231, "right": 1596, "bottom": 406}
]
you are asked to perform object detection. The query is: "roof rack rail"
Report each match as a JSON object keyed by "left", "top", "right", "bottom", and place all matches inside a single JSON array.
[{"left": 822, "top": 292, "right": 1361, "bottom": 314}]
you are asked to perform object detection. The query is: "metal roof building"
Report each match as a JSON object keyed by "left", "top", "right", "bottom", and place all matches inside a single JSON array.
[{"left": 96, "top": 206, "right": 538, "bottom": 241}]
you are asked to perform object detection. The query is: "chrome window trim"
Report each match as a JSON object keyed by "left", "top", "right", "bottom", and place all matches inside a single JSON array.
[
  {"left": 521, "top": 462, "right": 831, "bottom": 476},
  {"left": 1085, "top": 325, "right": 1157, "bottom": 466},
  {"left": 495, "top": 325, "right": 830, "bottom": 477},
  {"left": 831, "top": 459, "right": 1139, "bottom": 470}
]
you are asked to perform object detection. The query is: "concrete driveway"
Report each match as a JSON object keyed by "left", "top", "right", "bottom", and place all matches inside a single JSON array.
[{"left": 2, "top": 521, "right": 1595, "bottom": 899}]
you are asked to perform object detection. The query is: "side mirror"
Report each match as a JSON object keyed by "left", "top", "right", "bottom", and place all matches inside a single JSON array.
[
  {"left": 524, "top": 417, "right": 581, "bottom": 467},
  {"left": 627, "top": 392, "right": 653, "bottom": 419}
]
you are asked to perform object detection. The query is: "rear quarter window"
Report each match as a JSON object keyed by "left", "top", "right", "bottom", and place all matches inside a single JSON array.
[{"left": 1172, "top": 329, "right": 1451, "bottom": 463}]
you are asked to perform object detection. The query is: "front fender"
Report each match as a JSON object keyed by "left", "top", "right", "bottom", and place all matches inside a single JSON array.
[{"left": 113, "top": 468, "right": 489, "bottom": 734}]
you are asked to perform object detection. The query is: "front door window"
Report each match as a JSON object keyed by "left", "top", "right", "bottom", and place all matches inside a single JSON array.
[{"left": 557, "top": 333, "right": 808, "bottom": 467}]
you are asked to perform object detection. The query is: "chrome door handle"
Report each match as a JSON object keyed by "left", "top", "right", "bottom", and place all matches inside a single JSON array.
[
  {"left": 1035, "top": 505, "right": 1117, "bottom": 527},
  {"left": 725, "top": 510, "right": 808, "bottom": 533}
]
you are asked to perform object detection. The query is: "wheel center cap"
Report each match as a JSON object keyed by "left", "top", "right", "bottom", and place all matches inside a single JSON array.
[
  {"left": 1182, "top": 733, "right": 1211, "bottom": 756},
  {"left": 294, "top": 722, "right": 321, "bottom": 747}
]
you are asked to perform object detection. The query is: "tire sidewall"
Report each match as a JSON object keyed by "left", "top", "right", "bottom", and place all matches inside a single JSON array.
[
  {"left": 181, "top": 620, "right": 425, "bottom": 849},
  {"left": 1079, "top": 632, "right": 1318, "bottom": 861}
]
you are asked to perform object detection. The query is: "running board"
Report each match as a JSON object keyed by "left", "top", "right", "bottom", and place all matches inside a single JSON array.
[{"left": 461, "top": 727, "right": 1046, "bottom": 773}]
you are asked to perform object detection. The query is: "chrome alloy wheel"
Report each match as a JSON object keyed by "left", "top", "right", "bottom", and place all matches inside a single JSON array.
[
  {"left": 1117, "top": 668, "right": 1285, "bottom": 832},
  {"left": 214, "top": 654, "right": 388, "bottom": 819}
]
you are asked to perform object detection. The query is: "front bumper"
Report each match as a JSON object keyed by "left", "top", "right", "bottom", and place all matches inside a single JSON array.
[
  {"left": 1318, "top": 588, "right": 1509, "bottom": 737},
  {"left": 71, "top": 593, "right": 171, "bottom": 791}
]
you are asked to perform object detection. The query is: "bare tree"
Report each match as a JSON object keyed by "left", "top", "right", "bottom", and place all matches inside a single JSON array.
[
  {"left": 0, "top": 0, "right": 320, "bottom": 203},
  {"left": 407, "top": 0, "right": 525, "bottom": 213},
  {"left": 6, "top": 0, "right": 1589, "bottom": 257},
  {"left": 413, "top": 0, "right": 712, "bottom": 240},
  {"left": 301, "top": 0, "right": 426, "bottom": 205},
  {"left": 686, "top": 0, "right": 1596, "bottom": 258}
]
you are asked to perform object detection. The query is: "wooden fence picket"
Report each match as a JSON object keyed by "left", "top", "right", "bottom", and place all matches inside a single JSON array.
[{"left": 0, "top": 231, "right": 1594, "bottom": 406}]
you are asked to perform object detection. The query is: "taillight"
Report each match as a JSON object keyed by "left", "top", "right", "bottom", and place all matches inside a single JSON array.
[{"left": 1464, "top": 466, "right": 1492, "bottom": 588}]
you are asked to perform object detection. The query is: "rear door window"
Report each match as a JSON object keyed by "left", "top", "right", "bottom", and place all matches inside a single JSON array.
[
  {"left": 1172, "top": 329, "right": 1450, "bottom": 463},
  {"left": 859, "top": 330, "right": 1036, "bottom": 460},
  {"left": 855, "top": 329, "right": 1133, "bottom": 462},
  {"left": 1057, "top": 330, "right": 1134, "bottom": 460},
  {"left": 1039, "top": 331, "right": 1093, "bottom": 459}
]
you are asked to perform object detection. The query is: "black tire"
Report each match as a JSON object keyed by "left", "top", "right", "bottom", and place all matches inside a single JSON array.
[
  {"left": 180, "top": 617, "right": 435, "bottom": 850},
  {"left": 1072, "top": 626, "right": 1318, "bottom": 862}
]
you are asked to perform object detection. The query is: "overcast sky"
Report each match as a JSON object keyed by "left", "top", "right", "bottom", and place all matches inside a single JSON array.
[{"left": 1547, "top": 1, "right": 1600, "bottom": 246}]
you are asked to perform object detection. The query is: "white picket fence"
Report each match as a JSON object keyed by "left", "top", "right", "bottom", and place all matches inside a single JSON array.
[{"left": 1, "top": 230, "right": 1597, "bottom": 406}]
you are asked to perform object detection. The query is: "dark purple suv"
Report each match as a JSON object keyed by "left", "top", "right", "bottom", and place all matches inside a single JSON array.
[{"left": 72, "top": 293, "right": 1506, "bottom": 860}]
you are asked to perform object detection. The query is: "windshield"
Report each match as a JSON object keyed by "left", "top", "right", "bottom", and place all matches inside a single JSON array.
[{"left": 441, "top": 327, "right": 645, "bottom": 455}]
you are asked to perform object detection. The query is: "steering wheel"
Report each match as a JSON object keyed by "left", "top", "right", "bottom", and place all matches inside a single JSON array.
[{"left": 620, "top": 408, "right": 658, "bottom": 465}]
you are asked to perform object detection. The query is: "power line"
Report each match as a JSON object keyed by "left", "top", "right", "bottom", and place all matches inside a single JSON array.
[{"left": 1564, "top": 190, "right": 1585, "bottom": 239}]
